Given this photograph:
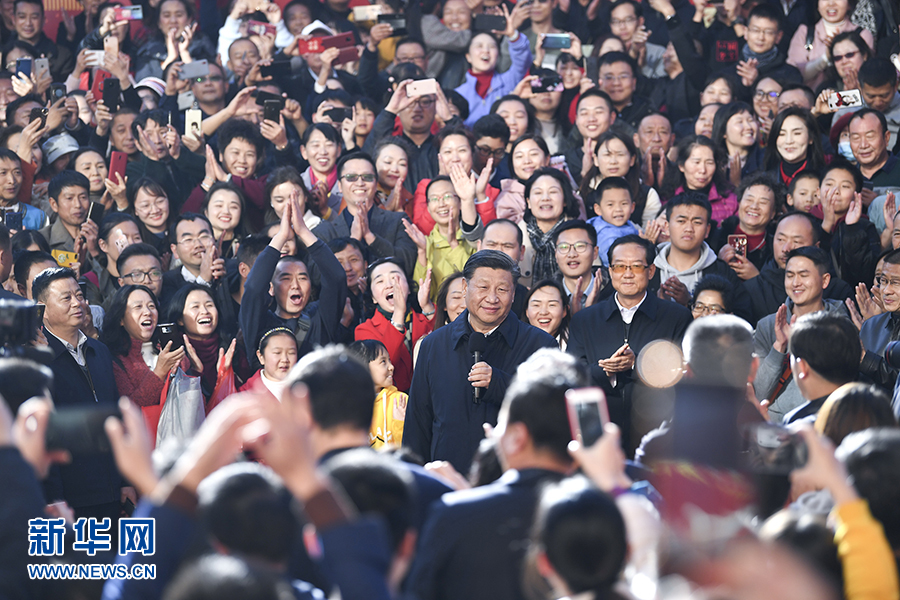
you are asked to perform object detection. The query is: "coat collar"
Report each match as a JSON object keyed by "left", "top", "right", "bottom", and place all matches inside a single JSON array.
[
  {"left": 598, "top": 291, "right": 659, "bottom": 322},
  {"left": 449, "top": 309, "right": 519, "bottom": 350}
]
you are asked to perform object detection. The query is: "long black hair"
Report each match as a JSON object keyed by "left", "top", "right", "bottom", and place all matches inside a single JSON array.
[
  {"left": 660, "top": 134, "right": 731, "bottom": 201},
  {"left": 524, "top": 279, "right": 571, "bottom": 345},
  {"left": 165, "top": 282, "right": 236, "bottom": 345},
  {"left": 579, "top": 130, "right": 644, "bottom": 220},
  {"left": 100, "top": 284, "right": 160, "bottom": 363},
  {"left": 763, "top": 107, "right": 825, "bottom": 173}
]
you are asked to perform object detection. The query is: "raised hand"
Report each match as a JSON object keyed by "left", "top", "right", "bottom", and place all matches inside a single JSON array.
[
  {"left": 845, "top": 192, "right": 863, "bottom": 225},
  {"left": 385, "top": 79, "right": 417, "bottom": 114},
  {"left": 418, "top": 267, "right": 435, "bottom": 315},
  {"left": 403, "top": 219, "right": 427, "bottom": 250},
  {"left": 104, "top": 172, "right": 128, "bottom": 210},
  {"left": 772, "top": 303, "right": 794, "bottom": 353},
  {"left": 154, "top": 340, "right": 186, "bottom": 378},
  {"left": 882, "top": 191, "right": 896, "bottom": 228},
  {"left": 736, "top": 58, "right": 759, "bottom": 87},
  {"left": 216, "top": 338, "right": 237, "bottom": 373}
]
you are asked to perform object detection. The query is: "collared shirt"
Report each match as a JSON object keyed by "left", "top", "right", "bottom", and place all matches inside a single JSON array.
[
  {"left": 181, "top": 265, "right": 209, "bottom": 286},
  {"left": 868, "top": 154, "right": 900, "bottom": 190},
  {"left": 467, "top": 314, "right": 500, "bottom": 338},
  {"left": 562, "top": 276, "right": 594, "bottom": 310},
  {"left": 46, "top": 327, "right": 88, "bottom": 367},
  {"left": 614, "top": 291, "right": 647, "bottom": 325}
]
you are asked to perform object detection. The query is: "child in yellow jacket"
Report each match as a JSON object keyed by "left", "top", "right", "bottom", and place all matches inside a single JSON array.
[{"left": 349, "top": 339, "right": 408, "bottom": 448}]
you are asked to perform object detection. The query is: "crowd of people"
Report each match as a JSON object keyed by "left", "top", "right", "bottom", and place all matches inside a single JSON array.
[{"left": 1, "top": 0, "right": 900, "bottom": 596}]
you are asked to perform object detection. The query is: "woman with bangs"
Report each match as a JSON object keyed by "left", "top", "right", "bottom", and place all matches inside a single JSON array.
[
  {"left": 201, "top": 181, "right": 248, "bottom": 259},
  {"left": 495, "top": 134, "right": 551, "bottom": 223},
  {"left": 128, "top": 176, "right": 173, "bottom": 256},
  {"left": 712, "top": 101, "right": 764, "bottom": 187},
  {"left": 661, "top": 135, "right": 737, "bottom": 224}
]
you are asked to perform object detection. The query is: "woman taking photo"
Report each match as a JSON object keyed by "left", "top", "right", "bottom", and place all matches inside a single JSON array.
[
  {"left": 128, "top": 177, "right": 173, "bottom": 256},
  {"left": 525, "top": 280, "right": 570, "bottom": 349},
  {"left": 581, "top": 130, "right": 661, "bottom": 228},
  {"left": 822, "top": 30, "right": 870, "bottom": 92},
  {"left": 661, "top": 135, "right": 737, "bottom": 225},
  {"left": 712, "top": 102, "right": 763, "bottom": 187},
  {"left": 520, "top": 167, "right": 582, "bottom": 287},
  {"left": 764, "top": 107, "right": 826, "bottom": 188},
  {"left": 202, "top": 181, "right": 248, "bottom": 259},
  {"left": 101, "top": 285, "right": 184, "bottom": 408},
  {"left": 240, "top": 327, "right": 299, "bottom": 403},
  {"left": 495, "top": 134, "right": 551, "bottom": 223},
  {"left": 356, "top": 257, "right": 435, "bottom": 393}
]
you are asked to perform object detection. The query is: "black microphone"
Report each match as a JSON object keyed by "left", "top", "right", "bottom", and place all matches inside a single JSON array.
[{"left": 468, "top": 332, "right": 487, "bottom": 403}]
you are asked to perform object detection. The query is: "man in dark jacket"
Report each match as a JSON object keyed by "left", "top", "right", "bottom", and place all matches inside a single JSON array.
[
  {"left": 742, "top": 212, "right": 854, "bottom": 325},
  {"left": 860, "top": 249, "right": 900, "bottom": 391},
  {"left": 568, "top": 235, "right": 692, "bottom": 450},
  {"left": 36, "top": 267, "right": 126, "bottom": 522},
  {"left": 406, "top": 349, "right": 583, "bottom": 600},
  {"left": 404, "top": 250, "right": 557, "bottom": 473},
  {"left": 239, "top": 195, "right": 347, "bottom": 367}
]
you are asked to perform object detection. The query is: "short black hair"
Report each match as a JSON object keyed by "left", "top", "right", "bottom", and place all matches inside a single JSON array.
[
  {"left": 552, "top": 219, "right": 597, "bottom": 247},
  {"left": 787, "top": 170, "right": 820, "bottom": 195},
  {"left": 48, "top": 171, "right": 90, "bottom": 203},
  {"left": 483, "top": 218, "right": 524, "bottom": 246},
  {"left": 473, "top": 113, "right": 511, "bottom": 146},
  {"left": 607, "top": 234, "right": 655, "bottom": 265},
  {"left": 130, "top": 108, "right": 169, "bottom": 140},
  {"left": 504, "top": 349, "right": 588, "bottom": 463},
  {"left": 336, "top": 151, "right": 376, "bottom": 179},
  {"left": 0, "top": 358, "right": 52, "bottom": 415},
  {"left": 445, "top": 89, "right": 470, "bottom": 122},
  {"left": 610, "top": 0, "right": 641, "bottom": 17},
  {"left": 14, "top": 250, "right": 55, "bottom": 289},
  {"left": 286, "top": 345, "right": 375, "bottom": 431},
  {"left": 597, "top": 51, "right": 637, "bottom": 78},
  {"left": 0, "top": 147, "right": 21, "bottom": 166},
  {"left": 235, "top": 234, "right": 271, "bottom": 268},
  {"left": 322, "top": 449, "right": 415, "bottom": 552},
  {"left": 779, "top": 82, "right": 815, "bottom": 106},
  {"left": 775, "top": 211, "right": 822, "bottom": 246},
  {"left": 595, "top": 176, "right": 633, "bottom": 206},
  {"left": 197, "top": 463, "right": 297, "bottom": 563},
  {"left": 665, "top": 191, "right": 712, "bottom": 222},
  {"left": 0, "top": 221, "right": 9, "bottom": 253},
  {"left": 821, "top": 157, "right": 863, "bottom": 193},
  {"left": 32, "top": 267, "right": 77, "bottom": 303},
  {"left": 217, "top": 118, "right": 266, "bottom": 160},
  {"left": 785, "top": 246, "right": 830, "bottom": 275},
  {"left": 327, "top": 236, "right": 366, "bottom": 258},
  {"left": 736, "top": 171, "right": 786, "bottom": 214},
  {"left": 691, "top": 274, "right": 734, "bottom": 313},
  {"left": 858, "top": 57, "right": 898, "bottom": 89},
  {"left": 788, "top": 312, "right": 860, "bottom": 385},
  {"left": 424, "top": 175, "right": 454, "bottom": 201},
  {"left": 347, "top": 339, "right": 388, "bottom": 364},
  {"left": 463, "top": 249, "right": 521, "bottom": 281},
  {"left": 162, "top": 554, "right": 293, "bottom": 600},
  {"left": 523, "top": 167, "right": 581, "bottom": 222},
  {"left": 98, "top": 212, "right": 140, "bottom": 243},
  {"left": 5, "top": 94, "right": 42, "bottom": 127},
  {"left": 116, "top": 243, "right": 161, "bottom": 276},
  {"left": 682, "top": 315, "right": 754, "bottom": 387},
  {"left": 301, "top": 121, "right": 342, "bottom": 146},
  {"left": 169, "top": 212, "right": 213, "bottom": 245},
  {"left": 848, "top": 107, "right": 888, "bottom": 138},
  {"left": 747, "top": 3, "right": 784, "bottom": 31}
]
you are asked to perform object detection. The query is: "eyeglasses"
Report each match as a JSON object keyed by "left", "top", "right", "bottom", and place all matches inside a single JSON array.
[
  {"left": 341, "top": 173, "right": 376, "bottom": 183},
  {"left": 609, "top": 263, "right": 648, "bottom": 274},
  {"left": 879, "top": 276, "right": 900, "bottom": 290},
  {"left": 610, "top": 16, "right": 636, "bottom": 27},
  {"left": 122, "top": 269, "right": 163, "bottom": 283},
  {"left": 427, "top": 193, "right": 459, "bottom": 204},
  {"left": 833, "top": 51, "right": 858, "bottom": 62},
  {"left": 556, "top": 241, "right": 592, "bottom": 254},
  {"left": 691, "top": 302, "right": 725, "bottom": 315},
  {"left": 748, "top": 27, "right": 778, "bottom": 37},
  {"left": 410, "top": 97, "right": 435, "bottom": 107},
  {"left": 195, "top": 75, "right": 224, "bottom": 83},
  {"left": 754, "top": 90, "right": 780, "bottom": 100},
  {"left": 176, "top": 233, "right": 214, "bottom": 247},
  {"left": 476, "top": 145, "right": 506, "bottom": 159},
  {"left": 601, "top": 74, "right": 633, "bottom": 84}
]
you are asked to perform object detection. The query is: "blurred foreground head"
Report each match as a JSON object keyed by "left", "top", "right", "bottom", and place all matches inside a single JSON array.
[{"left": 682, "top": 315, "right": 755, "bottom": 388}]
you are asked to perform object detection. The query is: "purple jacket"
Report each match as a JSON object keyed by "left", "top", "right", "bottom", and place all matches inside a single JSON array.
[{"left": 456, "top": 33, "right": 533, "bottom": 127}]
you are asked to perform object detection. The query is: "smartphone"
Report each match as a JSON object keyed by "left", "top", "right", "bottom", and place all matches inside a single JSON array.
[
  {"left": 15, "top": 57, "right": 32, "bottom": 78},
  {"left": 156, "top": 323, "right": 183, "bottom": 351},
  {"left": 727, "top": 234, "right": 748, "bottom": 257},
  {"left": 325, "top": 107, "right": 353, "bottom": 122},
  {"left": 254, "top": 90, "right": 284, "bottom": 107},
  {"left": 52, "top": 250, "right": 79, "bottom": 268},
  {"left": 29, "top": 107, "right": 48, "bottom": 128},
  {"left": 541, "top": 33, "right": 571, "bottom": 49},
  {"left": 531, "top": 74, "right": 564, "bottom": 93},
  {"left": 4, "top": 210, "right": 22, "bottom": 231},
  {"left": 247, "top": 19, "right": 276, "bottom": 37},
  {"left": 377, "top": 14, "right": 407, "bottom": 36},
  {"left": 407, "top": 78, "right": 438, "bottom": 97},
  {"left": 565, "top": 387, "right": 610, "bottom": 448},
  {"left": 259, "top": 60, "right": 292, "bottom": 78},
  {"left": 742, "top": 423, "right": 808, "bottom": 475},
  {"left": 178, "top": 59, "right": 210, "bottom": 80},
  {"left": 828, "top": 89, "right": 863, "bottom": 110},
  {"left": 102, "top": 77, "right": 121, "bottom": 112},
  {"left": 103, "top": 34, "right": 119, "bottom": 57},
  {"left": 322, "top": 32, "right": 355, "bottom": 49},
  {"left": 33, "top": 57, "right": 49, "bottom": 75},
  {"left": 91, "top": 69, "right": 113, "bottom": 104},
  {"left": 34, "top": 303, "right": 45, "bottom": 322},
  {"left": 45, "top": 405, "right": 123, "bottom": 454},
  {"left": 296, "top": 37, "right": 325, "bottom": 54},
  {"left": 88, "top": 201, "right": 105, "bottom": 224},
  {"left": 84, "top": 50, "right": 105, "bottom": 68},
  {"left": 332, "top": 46, "right": 360, "bottom": 65},
  {"left": 474, "top": 14, "right": 507, "bottom": 32},
  {"left": 109, "top": 150, "right": 127, "bottom": 182},
  {"left": 184, "top": 108, "right": 203, "bottom": 139},
  {"left": 113, "top": 5, "right": 143, "bottom": 20},
  {"left": 263, "top": 99, "right": 282, "bottom": 123},
  {"left": 49, "top": 82, "right": 66, "bottom": 103},
  {"left": 353, "top": 4, "right": 383, "bottom": 20}
]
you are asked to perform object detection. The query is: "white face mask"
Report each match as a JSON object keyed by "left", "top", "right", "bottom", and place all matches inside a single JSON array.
[{"left": 838, "top": 140, "right": 855, "bottom": 162}]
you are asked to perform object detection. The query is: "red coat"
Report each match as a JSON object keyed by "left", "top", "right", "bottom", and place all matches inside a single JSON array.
[
  {"left": 355, "top": 310, "right": 433, "bottom": 393},
  {"left": 112, "top": 338, "right": 165, "bottom": 407},
  {"left": 239, "top": 369, "right": 279, "bottom": 404}
]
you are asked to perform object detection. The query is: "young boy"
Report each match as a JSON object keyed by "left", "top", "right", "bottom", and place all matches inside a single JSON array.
[
  {"left": 587, "top": 177, "right": 641, "bottom": 266},
  {"left": 786, "top": 170, "right": 821, "bottom": 217}
]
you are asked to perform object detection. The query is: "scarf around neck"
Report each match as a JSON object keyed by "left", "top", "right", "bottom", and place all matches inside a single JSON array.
[
  {"left": 525, "top": 214, "right": 565, "bottom": 283},
  {"left": 741, "top": 44, "right": 780, "bottom": 71}
]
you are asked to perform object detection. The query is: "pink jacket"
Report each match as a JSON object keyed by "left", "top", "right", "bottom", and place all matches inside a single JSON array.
[
  {"left": 494, "top": 179, "right": 526, "bottom": 223},
  {"left": 788, "top": 21, "right": 873, "bottom": 91}
]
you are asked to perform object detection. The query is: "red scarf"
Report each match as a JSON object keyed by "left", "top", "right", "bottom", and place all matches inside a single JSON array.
[
  {"left": 310, "top": 166, "right": 338, "bottom": 192},
  {"left": 469, "top": 69, "right": 494, "bottom": 98},
  {"left": 779, "top": 159, "right": 807, "bottom": 187}
]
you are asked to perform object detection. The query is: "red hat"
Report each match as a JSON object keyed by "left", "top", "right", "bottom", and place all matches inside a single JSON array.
[{"left": 829, "top": 110, "right": 859, "bottom": 149}]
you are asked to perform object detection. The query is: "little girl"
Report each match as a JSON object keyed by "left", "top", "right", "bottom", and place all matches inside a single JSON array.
[{"left": 349, "top": 339, "right": 408, "bottom": 449}]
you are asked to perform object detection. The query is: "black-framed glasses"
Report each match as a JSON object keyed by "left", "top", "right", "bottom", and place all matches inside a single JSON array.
[
  {"left": 123, "top": 269, "right": 163, "bottom": 283},
  {"left": 691, "top": 301, "right": 725, "bottom": 315},
  {"left": 476, "top": 145, "right": 506, "bottom": 159},
  {"left": 754, "top": 90, "right": 780, "bottom": 100},
  {"left": 341, "top": 173, "right": 376, "bottom": 183}
]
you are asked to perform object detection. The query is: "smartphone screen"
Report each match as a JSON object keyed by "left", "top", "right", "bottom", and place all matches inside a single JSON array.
[
  {"left": 88, "top": 202, "right": 105, "bottom": 224},
  {"left": 565, "top": 388, "right": 609, "bottom": 447}
]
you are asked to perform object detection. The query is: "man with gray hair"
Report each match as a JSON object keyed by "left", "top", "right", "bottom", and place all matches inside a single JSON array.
[{"left": 404, "top": 250, "right": 557, "bottom": 473}]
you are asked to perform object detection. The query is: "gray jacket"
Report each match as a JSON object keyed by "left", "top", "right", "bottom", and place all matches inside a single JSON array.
[
  {"left": 653, "top": 241, "right": 718, "bottom": 292},
  {"left": 753, "top": 299, "right": 848, "bottom": 424}
]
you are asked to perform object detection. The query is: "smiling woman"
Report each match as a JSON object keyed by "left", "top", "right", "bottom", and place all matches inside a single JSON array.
[{"left": 201, "top": 181, "right": 246, "bottom": 258}]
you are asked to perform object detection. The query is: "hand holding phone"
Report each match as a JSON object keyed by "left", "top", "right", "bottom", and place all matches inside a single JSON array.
[
  {"left": 727, "top": 234, "right": 748, "bottom": 258},
  {"left": 566, "top": 388, "right": 610, "bottom": 447}
]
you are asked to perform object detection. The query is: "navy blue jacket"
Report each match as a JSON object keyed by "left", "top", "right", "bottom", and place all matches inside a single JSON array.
[
  {"left": 0, "top": 448, "right": 47, "bottom": 600},
  {"left": 406, "top": 468, "right": 566, "bottom": 600},
  {"left": 403, "top": 310, "right": 557, "bottom": 473},
  {"left": 239, "top": 242, "right": 347, "bottom": 364},
  {"left": 42, "top": 330, "right": 122, "bottom": 509}
]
